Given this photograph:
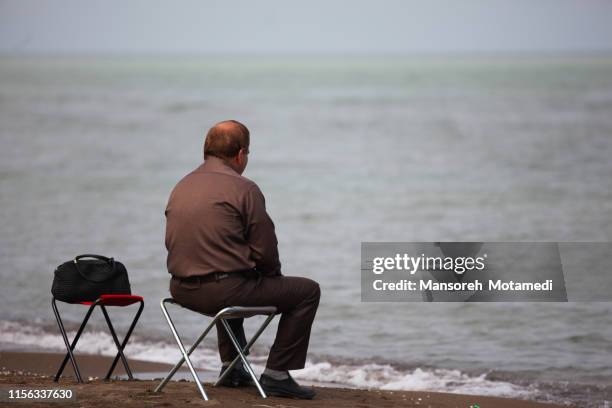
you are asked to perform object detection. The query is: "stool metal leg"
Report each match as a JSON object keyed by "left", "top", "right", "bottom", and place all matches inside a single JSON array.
[
  {"left": 215, "top": 313, "right": 276, "bottom": 388},
  {"left": 100, "top": 305, "right": 134, "bottom": 379},
  {"left": 103, "top": 300, "right": 144, "bottom": 380},
  {"left": 154, "top": 314, "right": 217, "bottom": 392},
  {"left": 156, "top": 299, "right": 209, "bottom": 401},
  {"left": 52, "top": 298, "right": 96, "bottom": 383},
  {"left": 220, "top": 318, "right": 269, "bottom": 398}
]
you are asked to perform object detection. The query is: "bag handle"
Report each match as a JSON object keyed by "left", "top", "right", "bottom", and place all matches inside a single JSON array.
[{"left": 73, "top": 254, "right": 118, "bottom": 283}]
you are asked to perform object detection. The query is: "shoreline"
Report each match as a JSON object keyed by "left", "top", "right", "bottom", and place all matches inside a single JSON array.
[{"left": 0, "top": 350, "right": 568, "bottom": 407}]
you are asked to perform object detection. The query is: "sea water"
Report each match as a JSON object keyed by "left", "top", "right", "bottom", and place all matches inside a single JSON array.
[{"left": 1, "top": 55, "right": 611, "bottom": 406}]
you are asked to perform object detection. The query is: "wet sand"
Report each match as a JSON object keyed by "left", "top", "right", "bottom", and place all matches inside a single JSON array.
[{"left": 0, "top": 351, "right": 568, "bottom": 407}]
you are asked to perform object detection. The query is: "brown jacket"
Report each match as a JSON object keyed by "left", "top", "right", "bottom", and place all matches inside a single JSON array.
[{"left": 165, "top": 156, "right": 281, "bottom": 278}]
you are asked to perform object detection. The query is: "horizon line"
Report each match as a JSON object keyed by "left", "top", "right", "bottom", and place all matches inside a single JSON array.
[{"left": 2, "top": 49, "right": 612, "bottom": 59}]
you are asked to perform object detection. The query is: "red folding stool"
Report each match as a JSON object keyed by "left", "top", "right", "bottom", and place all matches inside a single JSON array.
[{"left": 52, "top": 294, "right": 144, "bottom": 383}]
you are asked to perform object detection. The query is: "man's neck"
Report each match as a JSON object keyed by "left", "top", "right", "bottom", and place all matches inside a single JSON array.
[{"left": 204, "top": 156, "right": 241, "bottom": 175}]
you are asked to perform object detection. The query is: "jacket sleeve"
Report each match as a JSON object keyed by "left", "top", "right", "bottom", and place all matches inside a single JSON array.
[{"left": 243, "top": 184, "right": 282, "bottom": 276}]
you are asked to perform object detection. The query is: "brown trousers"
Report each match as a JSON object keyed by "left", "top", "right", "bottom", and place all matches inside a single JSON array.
[{"left": 169, "top": 273, "right": 320, "bottom": 371}]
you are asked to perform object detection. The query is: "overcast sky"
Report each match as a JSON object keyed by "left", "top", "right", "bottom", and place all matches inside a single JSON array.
[{"left": 1, "top": 0, "right": 611, "bottom": 54}]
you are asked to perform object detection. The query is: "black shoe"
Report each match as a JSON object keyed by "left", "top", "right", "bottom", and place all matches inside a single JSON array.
[
  {"left": 259, "top": 373, "right": 316, "bottom": 399},
  {"left": 218, "top": 365, "right": 254, "bottom": 387}
]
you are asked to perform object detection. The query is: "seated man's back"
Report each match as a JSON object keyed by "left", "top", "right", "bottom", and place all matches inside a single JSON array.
[{"left": 166, "top": 155, "right": 280, "bottom": 280}]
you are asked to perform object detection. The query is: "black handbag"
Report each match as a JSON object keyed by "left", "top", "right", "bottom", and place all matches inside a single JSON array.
[{"left": 51, "top": 254, "right": 131, "bottom": 303}]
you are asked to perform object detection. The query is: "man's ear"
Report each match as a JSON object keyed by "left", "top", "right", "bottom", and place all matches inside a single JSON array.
[{"left": 237, "top": 148, "right": 247, "bottom": 161}]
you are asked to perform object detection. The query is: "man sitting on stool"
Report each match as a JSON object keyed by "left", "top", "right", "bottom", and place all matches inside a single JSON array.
[{"left": 164, "top": 120, "right": 320, "bottom": 399}]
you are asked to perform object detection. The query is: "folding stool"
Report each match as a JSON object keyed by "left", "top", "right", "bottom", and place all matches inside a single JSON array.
[
  {"left": 154, "top": 298, "right": 277, "bottom": 400},
  {"left": 52, "top": 294, "right": 144, "bottom": 383}
]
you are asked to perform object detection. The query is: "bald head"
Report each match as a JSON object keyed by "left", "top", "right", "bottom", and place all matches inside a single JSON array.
[{"left": 204, "top": 120, "right": 250, "bottom": 160}]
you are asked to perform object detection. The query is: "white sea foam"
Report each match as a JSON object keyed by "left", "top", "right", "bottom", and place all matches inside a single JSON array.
[
  {"left": 0, "top": 320, "right": 535, "bottom": 399},
  {"left": 0, "top": 320, "right": 219, "bottom": 370},
  {"left": 293, "top": 361, "right": 535, "bottom": 397}
]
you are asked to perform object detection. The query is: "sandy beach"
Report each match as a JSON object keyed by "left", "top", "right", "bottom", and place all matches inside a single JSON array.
[{"left": 0, "top": 351, "right": 567, "bottom": 407}]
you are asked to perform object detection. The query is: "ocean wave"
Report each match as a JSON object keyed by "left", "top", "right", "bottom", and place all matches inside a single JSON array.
[
  {"left": 0, "top": 320, "right": 219, "bottom": 369},
  {"left": 0, "top": 319, "right": 538, "bottom": 400},
  {"left": 293, "top": 361, "right": 537, "bottom": 398}
]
